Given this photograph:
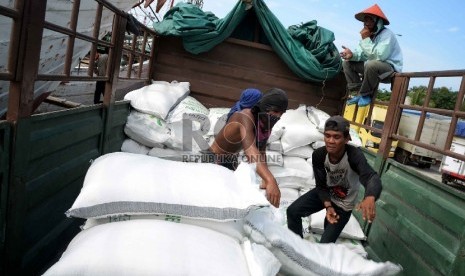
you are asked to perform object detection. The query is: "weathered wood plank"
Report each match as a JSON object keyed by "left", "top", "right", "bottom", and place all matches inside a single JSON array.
[{"left": 153, "top": 37, "right": 346, "bottom": 114}]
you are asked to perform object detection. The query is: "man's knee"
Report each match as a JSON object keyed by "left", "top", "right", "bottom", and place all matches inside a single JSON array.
[
  {"left": 286, "top": 203, "right": 298, "bottom": 218},
  {"left": 364, "top": 60, "right": 391, "bottom": 74},
  {"left": 364, "top": 60, "right": 380, "bottom": 72}
]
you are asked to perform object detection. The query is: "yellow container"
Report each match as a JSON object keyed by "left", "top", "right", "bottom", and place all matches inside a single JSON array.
[
  {"left": 343, "top": 104, "right": 369, "bottom": 132},
  {"left": 346, "top": 104, "right": 398, "bottom": 157}
]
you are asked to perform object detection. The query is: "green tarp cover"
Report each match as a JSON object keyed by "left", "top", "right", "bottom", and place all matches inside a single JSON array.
[{"left": 153, "top": 0, "right": 342, "bottom": 82}]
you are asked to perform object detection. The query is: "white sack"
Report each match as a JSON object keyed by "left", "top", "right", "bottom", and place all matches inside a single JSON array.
[
  {"left": 266, "top": 140, "right": 283, "bottom": 153},
  {"left": 282, "top": 156, "right": 315, "bottom": 190},
  {"left": 307, "top": 106, "right": 330, "bottom": 133},
  {"left": 44, "top": 220, "right": 250, "bottom": 276},
  {"left": 277, "top": 178, "right": 315, "bottom": 193},
  {"left": 279, "top": 108, "right": 324, "bottom": 152},
  {"left": 305, "top": 157, "right": 316, "bottom": 189},
  {"left": 276, "top": 187, "right": 300, "bottom": 226},
  {"left": 166, "top": 96, "right": 209, "bottom": 130},
  {"left": 244, "top": 208, "right": 402, "bottom": 276},
  {"left": 121, "top": 139, "right": 150, "bottom": 155},
  {"left": 268, "top": 166, "right": 312, "bottom": 189},
  {"left": 66, "top": 153, "right": 269, "bottom": 220},
  {"left": 135, "top": 96, "right": 209, "bottom": 152},
  {"left": 312, "top": 233, "right": 368, "bottom": 258},
  {"left": 268, "top": 125, "right": 285, "bottom": 143},
  {"left": 164, "top": 119, "right": 209, "bottom": 152},
  {"left": 207, "top": 107, "right": 230, "bottom": 136},
  {"left": 276, "top": 187, "right": 312, "bottom": 239},
  {"left": 311, "top": 140, "right": 325, "bottom": 150},
  {"left": 266, "top": 150, "right": 284, "bottom": 167},
  {"left": 310, "top": 209, "right": 367, "bottom": 240},
  {"left": 268, "top": 166, "right": 313, "bottom": 190},
  {"left": 147, "top": 147, "right": 201, "bottom": 162},
  {"left": 123, "top": 80, "right": 189, "bottom": 119},
  {"left": 124, "top": 110, "right": 171, "bottom": 147},
  {"left": 283, "top": 156, "right": 313, "bottom": 175},
  {"left": 82, "top": 214, "right": 245, "bottom": 242},
  {"left": 201, "top": 135, "right": 216, "bottom": 149},
  {"left": 164, "top": 96, "right": 209, "bottom": 151},
  {"left": 268, "top": 166, "right": 312, "bottom": 182},
  {"left": 283, "top": 145, "right": 314, "bottom": 158},
  {"left": 280, "top": 187, "right": 300, "bottom": 204},
  {"left": 242, "top": 240, "right": 281, "bottom": 276}
]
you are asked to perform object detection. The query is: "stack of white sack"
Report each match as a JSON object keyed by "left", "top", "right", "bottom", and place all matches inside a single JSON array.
[
  {"left": 122, "top": 92, "right": 368, "bottom": 249},
  {"left": 263, "top": 105, "right": 321, "bottom": 239},
  {"left": 122, "top": 80, "right": 213, "bottom": 161},
  {"left": 156, "top": 105, "right": 232, "bottom": 160},
  {"left": 266, "top": 105, "right": 362, "bottom": 193},
  {"left": 46, "top": 152, "right": 402, "bottom": 276},
  {"left": 265, "top": 105, "right": 321, "bottom": 194},
  {"left": 45, "top": 152, "right": 281, "bottom": 276}
]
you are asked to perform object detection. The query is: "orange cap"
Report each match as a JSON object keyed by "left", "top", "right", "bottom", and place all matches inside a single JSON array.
[{"left": 355, "top": 4, "right": 390, "bottom": 25}]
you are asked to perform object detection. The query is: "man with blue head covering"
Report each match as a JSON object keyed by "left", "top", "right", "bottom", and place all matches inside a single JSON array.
[
  {"left": 226, "top": 88, "right": 263, "bottom": 122},
  {"left": 340, "top": 4, "right": 403, "bottom": 107},
  {"left": 205, "top": 88, "right": 288, "bottom": 208}
]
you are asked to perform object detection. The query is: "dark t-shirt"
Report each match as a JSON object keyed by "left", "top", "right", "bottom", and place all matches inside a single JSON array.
[{"left": 312, "top": 144, "right": 382, "bottom": 211}]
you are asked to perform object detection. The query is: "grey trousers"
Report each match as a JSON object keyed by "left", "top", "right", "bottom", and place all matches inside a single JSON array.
[{"left": 342, "top": 60, "right": 394, "bottom": 97}]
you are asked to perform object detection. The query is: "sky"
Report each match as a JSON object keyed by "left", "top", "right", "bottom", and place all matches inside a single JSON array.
[{"left": 136, "top": 0, "right": 465, "bottom": 91}]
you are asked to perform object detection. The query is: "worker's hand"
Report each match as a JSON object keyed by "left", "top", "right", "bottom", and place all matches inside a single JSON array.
[
  {"left": 260, "top": 178, "right": 280, "bottom": 208},
  {"left": 340, "top": 46, "right": 353, "bottom": 60},
  {"left": 325, "top": 207, "right": 340, "bottom": 224},
  {"left": 356, "top": 196, "right": 376, "bottom": 223},
  {"left": 360, "top": 27, "right": 372, "bottom": 39}
]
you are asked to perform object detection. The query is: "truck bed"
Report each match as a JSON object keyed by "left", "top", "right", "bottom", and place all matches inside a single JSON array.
[{"left": 2, "top": 1, "right": 465, "bottom": 275}]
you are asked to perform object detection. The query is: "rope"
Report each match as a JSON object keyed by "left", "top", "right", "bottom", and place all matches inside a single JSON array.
[{"left": 315, "top": 69, "right": 329, "bottom": 109}]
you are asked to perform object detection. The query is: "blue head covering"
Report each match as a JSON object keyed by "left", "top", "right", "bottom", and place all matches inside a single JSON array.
[{"left": 226, "top": 88, "right": 262, "bottom": 122}]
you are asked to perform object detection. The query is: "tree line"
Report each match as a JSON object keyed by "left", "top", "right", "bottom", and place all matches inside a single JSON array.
[{"left": 376, "top": 86, "right": 463, "bottom": 110}]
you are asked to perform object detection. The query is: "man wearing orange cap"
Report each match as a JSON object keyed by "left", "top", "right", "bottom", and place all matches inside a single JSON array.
[{"left": 340, "top": 4, "right": 403, "bottom": 107}]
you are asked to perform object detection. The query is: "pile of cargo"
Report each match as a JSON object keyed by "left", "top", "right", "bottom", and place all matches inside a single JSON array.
[
  {"left": 43, "top": 82, "right": 402, "bottom": 275},
  {"left": 44, "top": 152, "right": 401, "bottom": 275},
  {"left": 121, "top": 81, "right": 366, "bottom": 242}
]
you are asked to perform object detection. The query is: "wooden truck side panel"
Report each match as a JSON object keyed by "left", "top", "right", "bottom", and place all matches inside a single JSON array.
[{"left": 153, "top": 36, "right": 347, "bottom": 114}]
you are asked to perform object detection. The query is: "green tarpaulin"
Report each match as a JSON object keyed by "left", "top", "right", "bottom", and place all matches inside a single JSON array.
[{"left": 153, "top": 0, "right": 342, "bottom": 82}]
